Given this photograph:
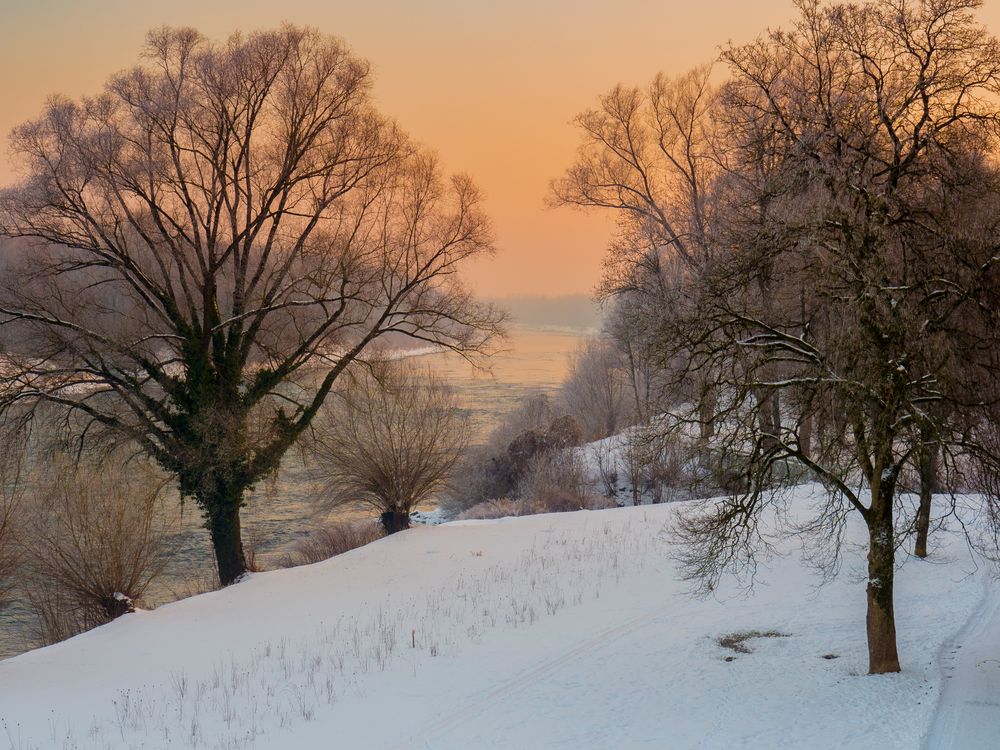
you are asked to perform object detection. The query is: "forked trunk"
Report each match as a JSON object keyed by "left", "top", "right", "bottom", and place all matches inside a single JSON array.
[
  {"left": 866, "top": 480, "right": 901, "bottom": 674},
  {"left": 754, "top": 387, "right": 781, "bottom": 451},
  {"left": 101, "top": 593, "right": 135, "bottom": 620}
]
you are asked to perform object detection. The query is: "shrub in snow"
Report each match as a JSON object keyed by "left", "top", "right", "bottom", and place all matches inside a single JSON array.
[
  {"left": 0, "top": 446, "right": 23, "bottom": 609},
  {"left": 304, "top": 360, "right": 467, "bottom": 535},
  {"left": 454, "top": 498, "right": 523, "bottom": 521},
  {"left": 518, "top": 450, "right": 596, "bottom": 513},
  {"left": 444, "top": 400, "right": 588, "bottom": 517},
  {"left": 21, "top": 454, "right": 173, "bottom": 644},
  {"left": 545, "top": 415, "right": 584, "bottom": 450},
  {"left": 279, "top": 521, "right": 384, "bottom": 567}
]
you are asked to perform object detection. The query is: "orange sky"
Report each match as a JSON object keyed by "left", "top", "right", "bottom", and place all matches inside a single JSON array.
[{"left": 4, "top": 1, "right": 1000, "bottom": 296}]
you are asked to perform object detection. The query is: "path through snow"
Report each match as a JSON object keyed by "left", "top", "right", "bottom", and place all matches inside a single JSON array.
[{"left": 924, "top": 572, "right": 1000, "bottom": 749}]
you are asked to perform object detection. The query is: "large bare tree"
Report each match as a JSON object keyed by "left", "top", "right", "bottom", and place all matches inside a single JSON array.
[
  {"left": 0, "top": 26, "right": 502, "bottom": 584},
  {"left": 552, "top": 0, "right": 1000, "bottom": 675},
  {"left": 550, "top": 66, "right": 741, "bottom": 441},
  {"left": 550, "top": 65, "right": 718, "bottom": 272},
  {"left": 678, "top": 0, "right": 1000, "bottom": 674}
]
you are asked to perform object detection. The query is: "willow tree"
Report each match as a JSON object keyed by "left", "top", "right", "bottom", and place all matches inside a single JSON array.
[
  {"left": 306, "top": 360, "right": 467, "bottom": 535},
  {"left": 0, "top": 26, "right": 502, "bottom": 585}
]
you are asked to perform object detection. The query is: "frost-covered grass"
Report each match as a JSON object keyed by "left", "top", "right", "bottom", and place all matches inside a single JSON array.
[{"left": 0, "top": 484, "right": 990, "bottom": 749}]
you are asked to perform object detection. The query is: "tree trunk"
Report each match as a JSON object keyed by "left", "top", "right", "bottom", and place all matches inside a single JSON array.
[
  {"left": 770, "top": 389, "right": 782, "bottom": 441},
  {"left": 203, "top": 485, "right": 249, "bottom": 586},
  {"left": 755, "top": 387, "right": 781, "bottom": 452},
  {"left": 625, "top": 346, "right": 646, "bottom": 423},
  {"left": 699, "top": 379, "right": 717, "bottom": 441},
  {"left": 914, "top": 443, "right": 939, "bottom": 558},
  {"left": 798, "top": 411, "right": 813, "bottom": 460},
  {"left": 101, "top": 593, "right": 135, "bottom": 620},
  {"left": 832, "top": 394, "right": 848, "bottom": 445},
  {"left": 380, "top": 509, "right": 410, "bottom": 534},
  {"left": 866, "top": 478, "right": 901, "bottom": 674}
]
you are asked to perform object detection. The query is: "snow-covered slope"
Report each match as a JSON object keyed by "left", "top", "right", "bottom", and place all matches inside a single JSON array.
[{"left": 0, "top": 485, "right": 993, "bottom": 750}]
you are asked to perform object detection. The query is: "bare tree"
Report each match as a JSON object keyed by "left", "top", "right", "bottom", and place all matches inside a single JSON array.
[
  {"left": 561, "top": 336, "right": 632, "bottom": 440},
  {"left": 551, "top": 66, "right": 731, "bottom": 441},
  {"left": 620, "top": 426, "right": 649, "bottom": 507},
  {"left": 0, "top": 26, "right": 503, "bottom": 584},
  {"left": 22, "top": 452, "right": 174, "bottom": 642},
  {"left": 676, "top": 0, "right": 1000, "bottom": 674},
  {"left": 305, "top": 360, "right": 467, "bottom": 534},
  {"left": 550, "top": 65, "right": 718, "bottom": 272},
  {"left": 603, "top": 295, "right": 670, "bottom": 423}
]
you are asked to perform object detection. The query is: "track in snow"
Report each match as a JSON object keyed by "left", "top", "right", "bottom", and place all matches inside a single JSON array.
[{"left": 924, "top": 572, "right": 1000, "bottom": 750}]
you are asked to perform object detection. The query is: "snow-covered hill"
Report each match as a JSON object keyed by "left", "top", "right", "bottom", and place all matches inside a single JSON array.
[{"left": 0, "top": 485, "right": 994, "bottom": 749}]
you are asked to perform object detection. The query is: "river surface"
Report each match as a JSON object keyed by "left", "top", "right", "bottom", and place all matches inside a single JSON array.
[{"left": 0, "top": 325, "right": 589, "bottom": 659}]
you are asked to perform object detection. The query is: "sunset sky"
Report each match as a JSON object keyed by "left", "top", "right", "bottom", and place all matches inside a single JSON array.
[{"left": 4, "top": 0, "right": 1000, "bottom": 296}]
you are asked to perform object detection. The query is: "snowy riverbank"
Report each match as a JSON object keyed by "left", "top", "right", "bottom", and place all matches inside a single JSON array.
[{"left": 0, "top": 484, "right": 994, "bottom": 749}]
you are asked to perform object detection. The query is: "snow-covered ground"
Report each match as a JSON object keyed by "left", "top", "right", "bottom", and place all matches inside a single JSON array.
[
  {"left": 924, "top": 573, "right": 1000, "bottom": 750},
  {"left": 0, "top": 484, "right": 995, "bottom": 749}
]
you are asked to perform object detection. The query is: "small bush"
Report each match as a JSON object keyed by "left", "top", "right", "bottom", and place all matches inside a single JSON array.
[
  {"left": 613, "top": 424, "right": 698, "bottom": 505},
  {"left": 22, "top": 455, "right": 174, "bottom": 644},
  {"left": 278, "top": 521, "right": 384, "bottom": 567},
  {"left": 242, "top": 523, "right": 265, "bottom": 573},
  {"left": 0, "top": 459, "right": 22, "bottom": 609},
  {"left": 443, "top": 398, "right": 588, "bottom": 517},
  {"left": 24, "top": 587, "right": 106, "bottom": 645},
  {"left": 305, "top": 361, "right": 466, "bottom": 534},
  {"left": 160, "top": 568, "right": 222, "bottom": 603},
  {"left": 593, "top": 440, "right": 620, "bottom": 498},
  {"left": 454, "top": 449, "right": 608, "bottom": 520},
  {"left": 647, "top": 435, "right": 689, "bottom": 503},
  {"left": 518, "top": 450, "right": 595, "bottom": 513},
  {"left": 455, "top": 492, "right": 614, "bottom": 521},
  {"left": 455, "top": 499, "right": 524, "bottom": 521}
]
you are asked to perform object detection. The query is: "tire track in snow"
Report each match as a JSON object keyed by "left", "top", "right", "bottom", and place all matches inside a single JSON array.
[
  {"left": 923, "top": 570, "right": 1000, "bottom": 750},
  {"left": 386, "top": 604, "right": 669, "bottom": 749}
]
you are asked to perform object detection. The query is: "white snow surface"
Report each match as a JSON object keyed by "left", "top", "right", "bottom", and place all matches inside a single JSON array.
[
  {"left": 0, "top": 484, "right": 995, "bottom": 750},
  {"left": 924, "top": 573, "right": 1000, "bottom": 749}
]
